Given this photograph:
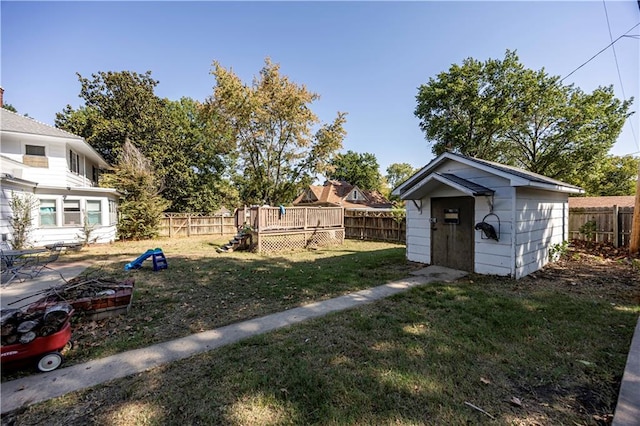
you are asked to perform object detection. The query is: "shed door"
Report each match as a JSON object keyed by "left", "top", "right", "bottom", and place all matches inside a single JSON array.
[{"left": 431, "top": 196, "right": 474, "bottom": 272}]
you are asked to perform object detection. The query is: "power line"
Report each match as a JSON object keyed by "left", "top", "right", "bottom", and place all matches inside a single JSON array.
[
  {"left": 560, "top": 21, "right": 640, "bottom": 83},
  {"left": 602, "top": 0, "right": 638, "bottom": 150}
]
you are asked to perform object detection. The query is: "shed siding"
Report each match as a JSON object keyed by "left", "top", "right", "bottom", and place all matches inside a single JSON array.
[
  {"left": 470, "top": 176, "right": 514, "bottom": 276},
  {"left": 406, "top": 197, "right": 430, "bottom": 264},
  {"left": 514, "top": 189, "right": 567, "bottom": 279}
]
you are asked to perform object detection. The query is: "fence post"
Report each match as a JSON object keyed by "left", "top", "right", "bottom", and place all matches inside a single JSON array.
[
  {"left": 169, "top": 216, "right": 173, "bottom": 238},
  {"left": 187, "top": 214, "right": 191, "bottom": 237},
  {"left": 613, "top": 205, "right": 619, "bottom": 248}
]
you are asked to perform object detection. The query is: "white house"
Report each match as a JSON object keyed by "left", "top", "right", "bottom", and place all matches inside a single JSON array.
[
  {"left": 1, "top": 98, "right": 119, "bottom": 247},
  {"left": 392, "top": 152, "right": 583, "bottom": 279}
]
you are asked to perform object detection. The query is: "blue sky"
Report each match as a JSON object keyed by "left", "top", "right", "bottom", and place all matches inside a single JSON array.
[{"left": 2, "top": 1, "right": 639, "bottom": 175}]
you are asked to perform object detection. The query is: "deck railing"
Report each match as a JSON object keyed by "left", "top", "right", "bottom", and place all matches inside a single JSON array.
[{"left": 237, "top": 206, "right": 344, "bottom": 232}]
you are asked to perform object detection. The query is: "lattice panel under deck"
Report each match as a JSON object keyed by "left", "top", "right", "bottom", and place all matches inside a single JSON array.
[{"left": 256, "top": 229, "right": 344, "bottom": 253}]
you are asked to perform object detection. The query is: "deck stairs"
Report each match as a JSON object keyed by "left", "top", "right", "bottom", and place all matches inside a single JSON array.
[{"left": 217, "top": 230, "right": 251, "bottom": 253}]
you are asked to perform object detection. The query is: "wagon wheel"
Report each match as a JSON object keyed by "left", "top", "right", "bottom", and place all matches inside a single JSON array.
[{"left": 37, "top": 352, "right": 63, "bottom": 372}]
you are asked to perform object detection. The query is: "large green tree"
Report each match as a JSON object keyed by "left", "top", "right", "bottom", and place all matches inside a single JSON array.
[
  {"left": 205, "top": 58, "right": 347, "bottom": 205},
  {"left": 100, "top": 140, "right": 170, "bottom": 240},
  {"left": 56, "top": 71, "right": 166, "bottom": 165},
  {"left": 386, "top": 163, "right": 416, "bottom": 190},
  {"left": 327, "top": 150, "right": 382, "bottom": 191},
  {"left": 577, "top": 155, "right": 639, "bottom": 196},
  {"left": 56, "top": 71, "right": 235, "bottom": 212},
  {"left": 415, "top": 50, "right": 633, "bottom": 185}
]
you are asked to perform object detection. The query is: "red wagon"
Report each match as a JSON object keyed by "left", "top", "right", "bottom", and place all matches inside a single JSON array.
[{"left": 1, "top": 305, "right": 74, "bottom": 372}]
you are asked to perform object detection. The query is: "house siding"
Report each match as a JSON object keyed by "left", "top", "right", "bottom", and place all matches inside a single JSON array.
[
  {"left": 1, "top": 110, "right": 118, "bottom": 246},
  {"left": 514, "top": 188, "right": 567, "bottom": 279}
]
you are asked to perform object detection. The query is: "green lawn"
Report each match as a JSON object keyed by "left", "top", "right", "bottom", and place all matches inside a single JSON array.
[{"left": 3, "top": 236, "right": 639, "bottom": 425}]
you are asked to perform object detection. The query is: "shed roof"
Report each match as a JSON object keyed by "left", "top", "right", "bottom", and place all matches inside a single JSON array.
[{"left": 393, "top": 152, "right": 583, "bottom": 199}]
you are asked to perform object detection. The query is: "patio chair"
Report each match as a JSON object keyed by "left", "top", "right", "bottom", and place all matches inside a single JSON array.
[
  {"left": 31, "top": 242, "right": 64, "bottom": 277},
  {"left": 1, "top": 255, "right": 37, "bottom": 285}
]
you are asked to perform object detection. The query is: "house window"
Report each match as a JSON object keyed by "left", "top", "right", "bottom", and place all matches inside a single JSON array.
[
  {"left": 63, "top": 200, "right": 81, "bottom": 225},
  {"left": 109, "top": 200, "right": 118, "bottom": 225},
  {"left": 39, "top": 200, "right": 57, "bottom": 226},
  {"left": 86, "top": 200, "right": 102, "bottom": 226},
  {"left": 92, "top": 165, "right": 99, "bottom": 185},
  {"left": 26, "top": 145, "right": 45, "bottom": 156},
  {"left": 69, "top": 150, "right": 80, "bottom": 174}
]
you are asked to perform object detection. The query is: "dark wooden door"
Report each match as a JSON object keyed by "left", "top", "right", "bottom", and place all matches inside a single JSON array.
[{"left": 431, "top": 197, "right": 474, "bottom": 272}]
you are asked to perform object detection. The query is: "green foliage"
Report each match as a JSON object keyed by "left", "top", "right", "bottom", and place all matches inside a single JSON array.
[
  {"left": 8, "top": 191, "right": 38, "bottom": 249},
  {"left": 327, "top": 150, "right": 382, "bottom": 191},
  {"left": 390, "top": 208, "right": 406, "bottom": 224},
  {"left": 56, "top": 72, "right": 236, "bottom": 213},
  {"left": 579, "top": 220, "right": 597, "bottom": 241},
  {"left": 2, "top": 103, "right": 17, "bottom": 112},
  {"left": 576, "top": 155, "right": 639, "bottom": 196},
  {"left": 100, "top": 140, "right": 170, "bottom": 240},
  {"left": 548, "top": 240, "right": 569, "bottom": 261},
  {"left": 415, "top": 50, "right": 633, "bottom": 185},
  {"left": 385, "top": 163, "right": 416, "bottom": 190},
  {"left": 206, "top": 57, "right": 347, "bottom": 205},
  {"left": 160, "top": 97, "right": 238, "bottom": 212},
  {"left": 55, "top": 70, "right": 166, "bottom": 165}
]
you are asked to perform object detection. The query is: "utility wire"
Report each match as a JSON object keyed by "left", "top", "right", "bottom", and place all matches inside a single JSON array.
[
  {"left": 602, "top": 0, "right": 638, "bottom": 150},
  {"left": 560, "top": 21, "right": 640, "bottom": 83}
]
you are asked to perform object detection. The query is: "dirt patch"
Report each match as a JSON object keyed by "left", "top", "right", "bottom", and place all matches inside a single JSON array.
[{"left": 523, "top": 240, "right": 640, "bottom": 305}]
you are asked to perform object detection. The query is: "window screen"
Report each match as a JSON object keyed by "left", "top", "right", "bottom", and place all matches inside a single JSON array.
[{"left": 63, "top": 200, "right": 81, "bottom": 225}]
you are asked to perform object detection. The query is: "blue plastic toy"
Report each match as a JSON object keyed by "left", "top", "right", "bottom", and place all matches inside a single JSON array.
[{"left": 124, "top": 248, "right": 168, "bottom": 271}]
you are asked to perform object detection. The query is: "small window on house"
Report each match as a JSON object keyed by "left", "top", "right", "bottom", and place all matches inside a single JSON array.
[
  {"left": 86, "top": 200, "right": 102, "bottom": 226},
  {"left": 39, "top": 200, "right": 57, "bottom": 226},
  {"left": 69, "top": 150, "right": 80, "bottom": 174},
  {"left": 109, "top": 200, "right": 118, "bottom": 225},
  {"left": 63, "top": 200, "right": 81, "bottom": 225},
  {"left": 92, "top": 165, "right": 99, "bottom": 185},
  {"left": 26, "top": 145, "right": 46, "bottom": 156}
]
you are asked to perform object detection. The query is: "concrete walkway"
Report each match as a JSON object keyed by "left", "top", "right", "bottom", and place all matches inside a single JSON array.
[
  {"left": 0, "top": 266, "right": 467, "bottom": 415},
  {"left": 613, "top": 316, "right": 640, "bottom": 426},
  {"left": 1, "top": 262, "right": 93, "bottom": 309}
]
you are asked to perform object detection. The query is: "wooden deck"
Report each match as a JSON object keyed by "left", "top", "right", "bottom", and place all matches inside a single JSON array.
[{"left": 236, "top": 206, "right": 344, "bottom": 252}]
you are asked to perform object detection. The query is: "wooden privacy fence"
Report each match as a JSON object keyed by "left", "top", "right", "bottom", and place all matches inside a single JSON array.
[
  {"left": 344, "top": 209, "right": 406, "bottom": 243},
  {"left": 159, "top": 213, "right": 236, "bottom": 237},
  {"left": 158, "top": 207, "right": 634, "bottom": 247},
  {"left": 568, "top": 206, "right": 634, "bottom": 247}
]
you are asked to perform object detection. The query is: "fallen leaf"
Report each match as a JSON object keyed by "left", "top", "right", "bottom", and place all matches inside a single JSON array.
[
  {"left": 480, "top": 377, "right": 491, "bottom": 385},
  {"left": 509, "top": 396, "right": 522, "bottom": 407}
]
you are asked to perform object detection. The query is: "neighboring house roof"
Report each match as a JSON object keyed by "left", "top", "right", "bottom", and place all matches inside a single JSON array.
[
  {"left": 1, "top": 108, "right": 83, "bottom": 140},
  {"left": 568, "top": 196, "right": 635, "bottom": 208},
  {"left": 293, "top": 180, "right": 393, "bottom": 209},
  {"left": 393, "top": 152, "right": 583, "bottom": 199},
  {"left": 0, "top": 109, "right": 110, "bottom": 169}
]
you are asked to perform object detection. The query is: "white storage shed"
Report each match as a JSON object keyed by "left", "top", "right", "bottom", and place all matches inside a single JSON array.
[{"left": 392, "top": 152, "right": 583, "bottom": 278}]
